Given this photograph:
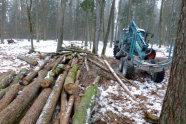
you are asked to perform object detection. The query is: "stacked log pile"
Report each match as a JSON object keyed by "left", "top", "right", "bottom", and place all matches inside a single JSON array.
[{"left": 0, "top": 47, "right": 139, "bottom": 124}]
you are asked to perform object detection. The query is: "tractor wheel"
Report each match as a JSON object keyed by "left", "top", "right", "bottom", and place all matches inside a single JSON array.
[
  {"left": 152, "top": 68, "right": 165, "bottom": 83},
  {"left": 113, "top": 44, "right": 120, "bottom": 59},
  {"left": 145, "top": 48, "right": 156, "bottom": 60},
  {"left": 119, "top": 57, "right": 125, "bottom": 72},
  {"left": 122, "top": 60, "right": 135, "bottom": 79}
]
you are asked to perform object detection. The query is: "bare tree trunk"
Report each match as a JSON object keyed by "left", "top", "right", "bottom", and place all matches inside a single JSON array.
[
  {"left": 116, "top": 0, "right": 122, "bottom": 40},
  {"left": 101, "top": 0, "right": 115, "bottom": 55},
  {"left": 158, "top": 0, "right": 164, "bottom": 48},
  {"left": 57, "top": 0, "right": 67, "bottom": 52},
  {"left": 127, "top": 0, "right": 131, "bottom": 26},
  {"left": 36, "top": 0, "right": 40, "bottom": 42},
  {"left": 159, "top": 0, "right": 186, "bottom": 123},
  {"left": 26, "top": 0, "right": 34, "bottom": 51},
  {"left": 110, "top": 5, "right": 115, "bottom": 48},
  {"left": 1, "top": 0, "right": 6, "bottom": 44},
  {"left": 93, "top": 0, "right": 103, "bottom": 54},
  {"left": 85, "top": 11, "right": 89, "bottom": 48}
]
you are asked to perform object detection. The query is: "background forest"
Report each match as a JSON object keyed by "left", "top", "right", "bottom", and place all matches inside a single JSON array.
[{"left": 0, "top": 0, "right": 182, "bottom": 48}]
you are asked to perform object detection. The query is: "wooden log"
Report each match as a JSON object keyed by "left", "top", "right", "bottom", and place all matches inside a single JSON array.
[
  {"left": 0, "top": 71, "right": 15, "bottom": 89},
  {"left": 60, "top": 70, "right": 81, "bottom": 124},
  {"left": 60, "top": 89, "right": 67, "bottom": 124},
  {"left": 104, "top": 59, "right": 136, "bottom": 101},
  {"left": 36, "top": 72, "right": 67, "bottom": 124},
  {"left": 72, "top": 76, "right": 100, "bottom": 124},
  {"left": 61, "top": 47, "right": 93, "bottom": 55},
  {"left": 84, "top": 57, "right": 90, "bottom": 72},
  {"left": 41, "top": 64, "right": 64, "bottom": 88},
  {"left": 0, "top": 70, "right": 48, "bottom": 124},
  {"left": 0, "top": 68, "right": 27, "bottom": 98},
  {"left": 64, "top": 64, "right": 79, "bottom": 94},
  {"left": 50, "top": 64, "right": 64, "bottom": 77},
  {"left": 17, "top": 55, "right": 38, "bottom": 66},
  {"left": 52, "top": 55, "right": 65, "bottom": 71},
  {"left": 62, "top": 95, "right": 74, "bottom": 124},
  {"left": 0, "top": 71, "right": 12, "bottom": 82},
  {"left": 23, "top": 58, "right": 49, "bottom": 85},
  {"left": 0, "top": 84, "right": 21, "bottom": 112},
  {"left": 20, "top": 88, "right": 52, "bottom": 124}
]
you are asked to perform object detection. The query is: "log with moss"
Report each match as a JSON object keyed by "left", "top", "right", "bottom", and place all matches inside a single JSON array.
[
  {"left": 72, "top": 76, "right": 101, "bottom": 124},
  {"left": 64, "top": 64, "right": 79, "bottom": 94},
  {"left": 0, "top": 70, "right": 48, "bottom": 124},
  {"left": 0, "top": 84, "right": 21, "bottom": 112},
  {"left": 17, "top": 55, "right": 38, "bottom": 66},
  {"left": 36, "top": 72, "right": 67, "bottom": 124},
  {"left": 23, "top": 58, "right": 49, "bottom": 85},
  {"left": 0, "top": 68, "right": 27, "bottom": 98},
  {"left": 0, "top": 71, "right": 15, "bottom": 90},
  {"left": 20, "top": 88, "right": 52, "bottom": 124},
  {"left": 41, "top": 64, "right": 64, "bottom": 88}
]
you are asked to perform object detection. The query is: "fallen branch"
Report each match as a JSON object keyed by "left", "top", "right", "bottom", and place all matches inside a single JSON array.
[
  {"left": 20, "top": 88, "right": 52, "bottom": 124},
  {"left": 89, "top": 57, "right": 139, "bottom": 89},
  {"left": 61, "top": 47, "right": 93, "bottom": 55},
  {"left": 17, "top": 55, "right": 38, "bottom": 66},
  {"left": 36, "top": 72, "right": 67, "bottom": 124},
  {"left": 104, "top": 59, "right": 136, "bottom": 101},
  {"left": 144, "top": 111, "right": 159, "bottom": 123}
]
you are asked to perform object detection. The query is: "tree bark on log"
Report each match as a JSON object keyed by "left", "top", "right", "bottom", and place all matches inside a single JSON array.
[
  {"left": 60, "top": 89, "right": 67, "bottom": 124},
  {"left": 20, "top": 88, "right": 52, "bottom": 124},
  {"left": 0, "top": 71, "right": 12, "bottom": 82},
  {"left": 73, "top": 76, "right": 100, "bottom": 124},
  {"left": 41, "top": 64, "right": 64, "bottom": 88},
  {"left": 0, "top": 68, "right": 26, "bottom": 98},
  {"left": 60, "top": 70, "right": 81, "bottom": 124},
  {"left": 0, "top": 84, "right": 21, "bottom": 112},
  {"left": 0, "top": 71, "right": 15, "bottom": 89},
  {"left": 36, "top": 72, "right": 67, "bottom": 124},
  {"left": 62, "top": 95, "right": 74, "bottom": 124},
  {"left": 88, "top": 58, "right": 110, "bottom": 72},
  {"left": 17, "top": 55, "right": 38, "bottom": 66},
  {"left": 64, "top": 64, "right": 79, "bottom": 94},
  {"left": 52, "top": 55, "right": 65, "bottom": 71},
  {"left": 23, "top": 58, "right": 49, "bottom": 85},
  {"left": 0, "top": 70, "right": 48, "bottom": 124},
  {"left": 104, "top": 60, "right": 136, "bottom": 101}
]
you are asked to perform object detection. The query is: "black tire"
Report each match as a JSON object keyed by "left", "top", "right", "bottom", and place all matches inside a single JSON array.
[
  {"left": 118, "top": 57, "right": 125, "bottom": 72},
  {"left": 122, "top": 60, "right": 135, "bottom": 79},
  {"left": 113, "top": 44, "right": 120, "bottom": 59},
  {"left": 152, "top": 68, "right": 165, "bottom": 83}
]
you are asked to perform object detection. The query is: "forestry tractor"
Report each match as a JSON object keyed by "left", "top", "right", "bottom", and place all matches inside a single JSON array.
[{"left": 114, "top": 21, "right": 175, "bottom": 83}]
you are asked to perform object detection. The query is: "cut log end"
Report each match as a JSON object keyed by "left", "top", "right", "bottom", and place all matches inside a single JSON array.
[{"left": 64, "top": 83, "right": 78, "bottom": 95}]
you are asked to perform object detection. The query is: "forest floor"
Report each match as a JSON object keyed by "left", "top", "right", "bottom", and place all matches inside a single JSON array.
[{"left": 0, "top": 39, "right": 171, "bottom": 124}]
